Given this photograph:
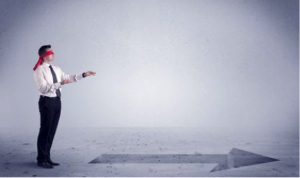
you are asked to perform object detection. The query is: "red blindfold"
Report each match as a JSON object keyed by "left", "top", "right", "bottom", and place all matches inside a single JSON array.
[{"left": 33, "top": 50, "right": 54, "bottom": 71}]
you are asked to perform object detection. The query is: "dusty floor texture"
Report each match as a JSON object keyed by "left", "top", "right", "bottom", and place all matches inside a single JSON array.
[{"left": 0, "top": 126, "right": 298, "bottom": 177}]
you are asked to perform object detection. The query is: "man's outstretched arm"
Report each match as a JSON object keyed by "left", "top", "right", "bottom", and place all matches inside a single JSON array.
[{"left": 59, "top": 68, "right": 96, "bottom": 85}]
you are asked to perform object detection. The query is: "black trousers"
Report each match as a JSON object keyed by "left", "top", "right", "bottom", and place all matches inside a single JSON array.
[{"left": 37, "top": 96, "right": 61, "bottom": 162}]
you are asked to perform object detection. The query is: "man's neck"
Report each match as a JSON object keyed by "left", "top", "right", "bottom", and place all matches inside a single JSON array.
[{"left": 44, "top": 61, "right": 52, "bottom": 65}]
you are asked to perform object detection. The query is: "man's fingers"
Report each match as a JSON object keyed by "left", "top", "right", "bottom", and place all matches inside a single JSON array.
[
  {"left": 63, "top": 79, "right": 72, "bottom": 84},
  {"left": 86, "top": 71, "right": 96, "bottom": 76}
]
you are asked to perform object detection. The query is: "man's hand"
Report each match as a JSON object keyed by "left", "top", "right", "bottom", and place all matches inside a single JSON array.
[
  {"left": 61, "top": 79, "right": 72, "bottom": 85},
  {"left": 84, "top": 71, "right": 96, "bottom": 77}
]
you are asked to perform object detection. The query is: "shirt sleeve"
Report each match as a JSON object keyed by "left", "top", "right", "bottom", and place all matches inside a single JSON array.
[
  {"left": 59, "top": 67, "right": 84, "bottom": 83},
  {"left": 33, "top": 68, "right": 61, "bottom": 95}
]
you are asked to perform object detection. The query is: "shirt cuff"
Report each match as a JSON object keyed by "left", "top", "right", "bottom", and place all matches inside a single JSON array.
[
  {"left": 54, "top": 82, "right": 62, "bottom": 89},
  {"left": 76, "top": 73, "right": 84, "bottom": 81}
]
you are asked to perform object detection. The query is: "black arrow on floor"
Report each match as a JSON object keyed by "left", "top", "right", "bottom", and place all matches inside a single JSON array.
[{"left": 90, "top": 148, "right": 279, "bottom": 172}]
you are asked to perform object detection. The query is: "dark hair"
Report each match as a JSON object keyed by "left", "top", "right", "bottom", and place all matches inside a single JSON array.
[{"left": 38, "top": 45, "right": 51, "bottom": 57}]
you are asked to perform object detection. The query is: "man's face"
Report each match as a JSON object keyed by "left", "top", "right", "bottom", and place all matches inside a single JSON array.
[{"left": 43, "top": 48, "right": 54, "bottom": 61}]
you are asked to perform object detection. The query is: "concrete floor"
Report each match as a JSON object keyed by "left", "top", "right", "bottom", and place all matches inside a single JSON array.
[{"left": 0, "top": 126, "right": 298, "bottom": 177}]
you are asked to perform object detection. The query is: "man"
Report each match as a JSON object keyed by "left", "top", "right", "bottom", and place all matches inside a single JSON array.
[{"left": 33, "top": 45, "right": 96, "bottom": 169}]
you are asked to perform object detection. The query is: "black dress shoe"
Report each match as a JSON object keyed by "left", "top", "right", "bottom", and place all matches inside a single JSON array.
[
  {"left": 37, "top": 161, "right": 54, "bottom": 169},
  {"left": 47, "top": 159, "right": 60, "bottom": 166}
]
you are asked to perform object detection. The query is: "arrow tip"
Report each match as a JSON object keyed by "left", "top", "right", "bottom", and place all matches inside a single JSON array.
[{"left": 211, "top": 148, "right": 279, "bottom": 172}]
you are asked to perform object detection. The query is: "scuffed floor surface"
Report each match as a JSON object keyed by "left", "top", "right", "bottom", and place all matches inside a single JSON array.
[{"left": 0, "top": 126, "right": 298, "bottom": 177}]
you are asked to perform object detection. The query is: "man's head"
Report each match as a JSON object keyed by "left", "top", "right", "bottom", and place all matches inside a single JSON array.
[{"left": 38, "top": 45, "right": 54, "bottom": 62}]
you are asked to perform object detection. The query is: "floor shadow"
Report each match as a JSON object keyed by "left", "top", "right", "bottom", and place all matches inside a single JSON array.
[{"left": 13, "top": 161, "right": 39, "bottom": 169}]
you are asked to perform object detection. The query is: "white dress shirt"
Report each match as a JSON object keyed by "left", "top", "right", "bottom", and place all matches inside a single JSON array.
[{"left": 33, "top": 62, "right": 84, "bottom": 97}]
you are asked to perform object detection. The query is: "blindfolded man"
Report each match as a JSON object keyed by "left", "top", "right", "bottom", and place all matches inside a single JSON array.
[{"left": 33, "top": 45, "right": 96, "bottom": 168}]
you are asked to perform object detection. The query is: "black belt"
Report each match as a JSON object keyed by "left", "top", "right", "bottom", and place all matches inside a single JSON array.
[{"left": 40, "top": 95, "right": 60, "bottom": 99}]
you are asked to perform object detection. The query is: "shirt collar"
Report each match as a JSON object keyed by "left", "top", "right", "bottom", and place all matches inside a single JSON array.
[{"left": 42, "top": 62, "right": 51, "bottom": 68}]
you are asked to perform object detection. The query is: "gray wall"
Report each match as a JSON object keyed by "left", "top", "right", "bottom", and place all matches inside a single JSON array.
[{"left": 0, "top": 0, "right": 298, "bottom": 129}]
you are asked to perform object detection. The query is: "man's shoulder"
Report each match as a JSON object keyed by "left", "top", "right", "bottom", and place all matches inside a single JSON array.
[
  {"left": 34, "top": 65, "right": 44, "bottom": 73},
  {"left": 34, "top": 63, "right": 48, "bottom": 74}
]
